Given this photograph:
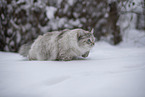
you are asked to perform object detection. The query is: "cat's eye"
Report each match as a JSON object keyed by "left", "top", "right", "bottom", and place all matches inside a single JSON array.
[{"left": 87, "top": 39, "right": 91, "bottom": 43}]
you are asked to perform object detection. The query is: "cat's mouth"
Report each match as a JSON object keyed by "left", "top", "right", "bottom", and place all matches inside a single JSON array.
[
  {"left": 91, "top": 42, "right": 95, "bottom": 46},
  {"left": 88, "top": 41, "right": 95, "bottom": 46}
]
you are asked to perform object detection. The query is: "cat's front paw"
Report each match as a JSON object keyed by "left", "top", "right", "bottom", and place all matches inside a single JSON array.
[{"left": 82, "top": 51, "right": 90, "bottom": 58}]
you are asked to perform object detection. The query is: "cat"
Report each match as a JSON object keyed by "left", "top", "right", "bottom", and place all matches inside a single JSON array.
[{"left": 19, "top": 29, "right": 95, "bottom": 61}]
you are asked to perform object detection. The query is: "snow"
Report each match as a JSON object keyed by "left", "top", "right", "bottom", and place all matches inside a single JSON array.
[
  {"left": 0, "top": 41, "right": 145, "bottom": 97},
  {"left": 46, "top": 6, "right": 57, "bottom": 19},
  {"left": 119, "top": 29, "right": 145, "bottom": 47},
  {"left": 67, "top": 0, "right": 75, "bottom": 6},
  {"left": 118, "top": 12, "right": 145, "bottom": 47},
  {"left": 118, "top": 0, "right": 145, "bottom": 47}
]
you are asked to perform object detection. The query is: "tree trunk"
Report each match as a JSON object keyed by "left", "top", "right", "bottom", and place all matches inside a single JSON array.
[{"left": 108, "top": 2, "right": 122, "bottom": 45}]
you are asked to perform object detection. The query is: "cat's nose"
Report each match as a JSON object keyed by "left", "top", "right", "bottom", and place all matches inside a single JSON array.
[{"left": 91, "top": 42, "right": 94, "bottom": 46}]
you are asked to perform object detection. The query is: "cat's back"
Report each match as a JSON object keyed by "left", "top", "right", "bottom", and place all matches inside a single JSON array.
[
  {"left": 42, "top": 31, "right": 59, "bottom": 40},
  {"left": 29, "top": 31, "right": 61, "bottom": 60}
]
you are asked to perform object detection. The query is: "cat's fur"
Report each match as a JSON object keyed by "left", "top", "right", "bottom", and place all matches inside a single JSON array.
[{"left": 19, "top": 29, "right": 95, "bottom": 61}]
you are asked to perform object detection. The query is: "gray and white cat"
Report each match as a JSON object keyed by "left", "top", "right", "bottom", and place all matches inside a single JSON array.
[{"left": 19, "top": 29, "right": 95, "bottom": 61}]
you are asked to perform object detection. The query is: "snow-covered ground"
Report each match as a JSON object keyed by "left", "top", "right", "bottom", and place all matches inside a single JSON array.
[{"left": 0, "top": 41, "right": 145, "bottom": 97}]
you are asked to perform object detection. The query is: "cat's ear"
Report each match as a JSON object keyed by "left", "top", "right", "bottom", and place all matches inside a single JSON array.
[{"left": 90, "top": 28, "right": 94, "bottom": 34}]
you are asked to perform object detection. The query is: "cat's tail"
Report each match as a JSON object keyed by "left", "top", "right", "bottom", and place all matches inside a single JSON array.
[{"left": 19, "top": 42, "right": 33, "bottom": 57}]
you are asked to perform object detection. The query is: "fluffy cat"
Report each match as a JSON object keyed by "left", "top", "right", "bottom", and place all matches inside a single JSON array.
[{"left": 19, "top": 29, "right": 95, "bottom": 61}]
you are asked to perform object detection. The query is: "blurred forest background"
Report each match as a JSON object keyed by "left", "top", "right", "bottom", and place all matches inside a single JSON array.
[{"left": 0, "top": 0, "right": 145, "bottom": 52}]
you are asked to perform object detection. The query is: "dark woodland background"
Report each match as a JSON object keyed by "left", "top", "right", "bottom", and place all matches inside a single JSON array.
[{"left": 0, "top": 0, "right": 145, "bottom": 52}]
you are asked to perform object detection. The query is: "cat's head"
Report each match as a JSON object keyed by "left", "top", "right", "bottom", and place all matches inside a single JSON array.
[{"left": 78, "top": 29, "right": 95, "bottom": 50}]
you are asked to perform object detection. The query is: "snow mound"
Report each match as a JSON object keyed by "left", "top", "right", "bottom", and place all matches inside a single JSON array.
[{"left": 119, "top": 29, "right": 145, "bottom": 47}]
